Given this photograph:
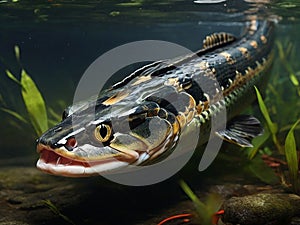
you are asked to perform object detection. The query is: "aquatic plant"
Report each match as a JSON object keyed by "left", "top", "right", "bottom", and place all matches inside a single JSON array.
[
  {"left": 158, "top": 181, "right": 224, "bottom": 225},
  {"left": 179, "top": 180, "right": 223, "bottom": 225},
  {"left": 5, "top": 68, "right": 48, "bottom": 136},
  {"left": 42, "top": 199, "right": 76, "bottom": 225},
  {"left": 0, "top": 45, "right": 63, "bottom": 137},
  {"left": 284, "top": 119, "right": 300, "bottom": 193},
  {"left": 264, "top": 41, "right": 299, "bottom": 126},
  {"left": 254, "top": 86, "right": 282, "bottom": 153},
  {"left": 243, "top": 38, "right": 300, "bottom": 193},
  {"left": 253, "top": 86, "right": 299, "bottom": 192}
]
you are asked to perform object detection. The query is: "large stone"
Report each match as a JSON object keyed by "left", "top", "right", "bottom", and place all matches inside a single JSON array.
[{"left": 222, "top": 193, "right": 300, "bottom": 225}]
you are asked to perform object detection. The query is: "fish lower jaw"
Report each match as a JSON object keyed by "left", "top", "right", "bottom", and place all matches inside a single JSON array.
[
  {"left": 37, "top": 158, "right": 87, "bottom": 177},
  {"left": 36, "top": 149, "right": 130, "bottom": 177}
]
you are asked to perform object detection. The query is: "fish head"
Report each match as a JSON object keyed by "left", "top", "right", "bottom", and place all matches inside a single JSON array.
[{"left": 36, "top": 96, "right": 179, "bottom": 177}]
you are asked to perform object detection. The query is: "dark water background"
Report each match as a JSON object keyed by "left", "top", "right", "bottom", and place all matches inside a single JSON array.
[{"left": 0, "top": 0, "right": 299, "bottom": 176}]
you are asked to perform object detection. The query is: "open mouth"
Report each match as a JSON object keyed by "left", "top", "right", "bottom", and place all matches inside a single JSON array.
[
  {"left": 39, "top": 148, "right": 91, "bottom": 166},
  {"left": 36, "top": 144, "right": 132, "bottom": 177}
]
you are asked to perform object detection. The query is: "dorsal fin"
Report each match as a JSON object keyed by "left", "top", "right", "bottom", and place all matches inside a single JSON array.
[{"left": 203, "top": 32, "right": 236, "bottom": 49}]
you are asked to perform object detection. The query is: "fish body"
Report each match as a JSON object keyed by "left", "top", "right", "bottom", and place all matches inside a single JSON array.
[{"left": 36, "top": 20, "right": 274, "bottom": 177}]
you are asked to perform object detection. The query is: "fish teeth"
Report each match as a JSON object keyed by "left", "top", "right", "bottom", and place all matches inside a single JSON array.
[{"left": 56, "top": 157, "right": 62, "bottom": 166}]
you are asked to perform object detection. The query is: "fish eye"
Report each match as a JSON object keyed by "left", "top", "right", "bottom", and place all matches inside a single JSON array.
[{"left": 94, "top": 124, "right": 112, "bottom": 142}]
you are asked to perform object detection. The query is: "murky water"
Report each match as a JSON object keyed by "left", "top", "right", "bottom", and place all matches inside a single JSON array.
[{"left": 0, "top": 0, "right": 299, "bottom": 224}]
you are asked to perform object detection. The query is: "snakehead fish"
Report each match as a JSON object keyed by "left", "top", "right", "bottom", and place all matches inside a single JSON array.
[{"left": 36, "top": 20, "right": 274, "bottom": 177}]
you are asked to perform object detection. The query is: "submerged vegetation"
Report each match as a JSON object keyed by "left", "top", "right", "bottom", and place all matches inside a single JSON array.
[
  {"left": 42, "top": 200, "right": 76, "bottom": 225},
  {"left": 247, "top": 40, "right": 300, "bottom": 194},
  {"left": 0, "top": 46, "right": 62, "bottom": 137},
  {"left": 179, "top": 180, "right": 223, "bottom": 225},
  {"left": 158, "top": 181, "right": 223, "bottom": 225},
  {"left": 253, "top": 86, "right": 299, "bottom": 193}
]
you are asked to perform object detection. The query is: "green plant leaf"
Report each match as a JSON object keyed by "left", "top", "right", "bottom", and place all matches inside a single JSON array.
[
  {"left": 42, "top": 200, "right": 76, "bottom": 225},
  {"left": 285, "top": 119, "right": 300, "bottom": 193},
  {"left": 14, "top": 45, "right": 20, "bottom": 61},
  {"left": 247, "top": 156, "right": 279, "bottom": 184},
  {"left": 205, "top": 193, "right": 223, "bottom": 216},
  {"left": 0, "top": 93, "right": 7, "bottom": 107},
  {"left": 5, "top": 69, "right": 21, "bottom": 86},
  {"left": 47, "top": 107, "right": 62, "bottom": 123},
  {"left": 179, "top": 180, "right": 206, "bottom": 211},
  {"left": 248, "top": 129, "right": 270, "bottom": 159},
  {"left": 289, "top": 73, "right": 299, "bottom": 87},
  {"left": 254, "top": 86, "right": 278, "bottom": 134},
  {"left": 179, "top": 180, "right": 218, "bottom": 225},
  {"left": 1, "top": 107, "right": 28, "bottom": 124},
  {"left": 21, "top": 69, "right": 48, "bottom": 136}
]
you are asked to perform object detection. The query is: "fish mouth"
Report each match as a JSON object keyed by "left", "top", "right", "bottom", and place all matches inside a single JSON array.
[{"left": 36, "top": 144, "right": 136, "bottom": 177}]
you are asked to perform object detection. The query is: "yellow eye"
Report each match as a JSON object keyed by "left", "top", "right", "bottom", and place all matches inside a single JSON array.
[{"left": 95, "top": 124, "right": 112, "bottom": 142}]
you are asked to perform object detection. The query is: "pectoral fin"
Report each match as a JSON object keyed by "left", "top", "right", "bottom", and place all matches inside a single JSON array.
[{"left": 216, "top": 115, "right": 263, "bottom": 147}]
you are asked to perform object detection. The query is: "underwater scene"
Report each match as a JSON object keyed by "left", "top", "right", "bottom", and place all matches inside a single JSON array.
[{"left": 0, "top": 0, "right": 300, "bottom": 224}]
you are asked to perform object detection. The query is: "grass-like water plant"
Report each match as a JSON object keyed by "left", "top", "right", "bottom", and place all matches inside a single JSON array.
[
  {"left": 42, "top": 199, "right": 76, "bottom": 225},
  {"left": 253, "top": 86, "right": 299, "bottom": 193},
  {"left": 285, "top": 119, "right": 300, "bottom": 193},
  {"left": 245, "top": 39, "right": 300, "bottom": 193},
  {"left": 0, "top": 45, "right": 63, "bottom": 137},
  {"left": 254, "top": 86, "right": 282, "bottom": 153},
  {"left": 4, "top": 68, "right": 48, "bottom": 136},
  {"left": 179, "top": 180, "right": 223, "bottom": 225}
]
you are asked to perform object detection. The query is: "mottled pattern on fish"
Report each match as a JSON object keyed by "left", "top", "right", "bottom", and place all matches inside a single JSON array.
[{"left": 36, "top": 20, "right": 274, "bottom": 177}]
